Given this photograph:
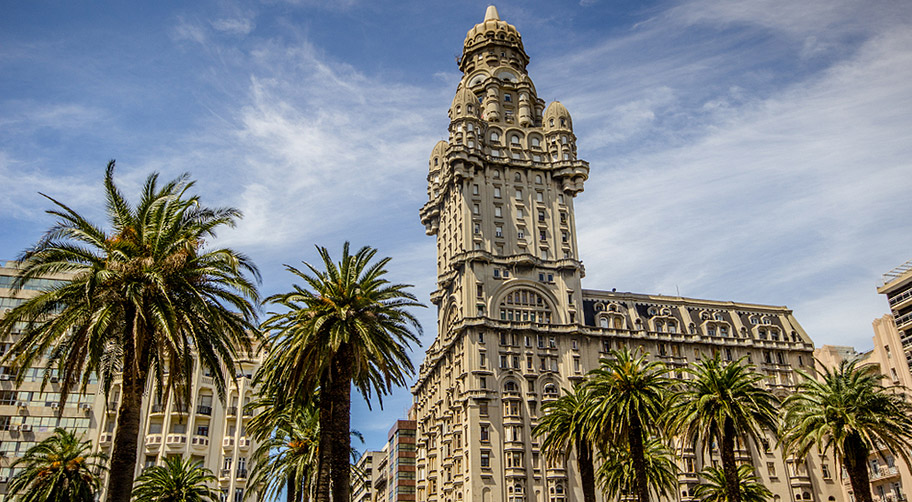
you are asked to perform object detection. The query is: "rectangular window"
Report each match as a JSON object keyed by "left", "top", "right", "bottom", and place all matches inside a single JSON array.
[
  {"left": 496, "top": 226, "right": 503, "bottom": 238},
  {"left": 539, "top": 230, "right": 546, "bottom": 241},
  {"left": 517, "top": 230, "right": 524, "bottom": 239},
  {"left": 515, "top": 190, "right": 522, "bottom": 200},
  {"left": 538, "top": 211, "right": 545, "bottom": 222},
  {"left": 480, "top": 425, "right": 489, "bottom": 442},
  {"left": 473, "top": 184, "right": 479, "bottom": 195},
  {"left": 494, "top": 269, "right": 500, "bottom": 278},
  {"left": 480, "top": 451, "right": 490, "bottom": 468},
  {"left": 536, "top": 192, "right": 543, "bottom": 202},
  {"left": 516, "top": 208, "right": 523, "bottom": 219},
  {"left": 767, "top": 462, "right": 776, "bottom": 477},
  {"left": 479, "top": 352, "right": 486, "bottom": 368},
  {"left": 573, "top": 358, "right": 581, "bottom": 373},
  {"left": 500, "top": 355, "right": 508, "bottom": 368},
  {"left": 527, "top": 355, "right": 533, "bottom": 370},
  {"left": 495, "top": 206, "right": 502, "bottom": 217},
  {"left": 479, "top": 401, "right": 488, "bottom": 416}
]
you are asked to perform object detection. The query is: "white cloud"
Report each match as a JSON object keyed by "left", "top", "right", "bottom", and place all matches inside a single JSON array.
[{"left": 211, "top": 17, "right": 255, "bottom": 36}]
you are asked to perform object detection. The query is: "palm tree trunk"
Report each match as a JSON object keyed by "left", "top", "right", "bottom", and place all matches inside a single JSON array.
[
  {"left": 844, "top": 434, "right": 874, "bottom": 502},
  {"left": 315, "top": 378, "right": 334, "bottom": 502},
  {"left": 105, "top": 325, "right": 146, "bottom": 502},
  {"left": 720, "top": 420, "right": 741, "bottom": 502},
  {"left": 628, "top": 415, "right": 650, "bottom": 502},
  {"left": 329, "top": 344, "right": 353, "bottom": 502},
  {"left": 576, "top": 439, "right": 596, "bottom": 502},
  {"left": 286, "top": 474, "right": 296, "bottom": 502}
]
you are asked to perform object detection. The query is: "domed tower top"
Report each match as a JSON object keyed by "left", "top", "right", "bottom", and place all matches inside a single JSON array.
[
  {"left": 449, "top": 84, "right": 482, "bottom": 120},
  {"left": 543, "top": 101, "right": 573, "bottom": 132},
  {"left": 459, "top": 5, "right": 529, "bottom": 73}
]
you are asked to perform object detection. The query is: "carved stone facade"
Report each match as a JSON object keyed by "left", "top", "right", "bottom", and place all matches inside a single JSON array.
[{"left": 413, "top": 6, "right": 845, "bottom": 502}]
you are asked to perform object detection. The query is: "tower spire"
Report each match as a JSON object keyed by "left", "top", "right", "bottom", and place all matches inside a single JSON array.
[{"left": 484, "top": 5, "right": 500, "bottom": 21}]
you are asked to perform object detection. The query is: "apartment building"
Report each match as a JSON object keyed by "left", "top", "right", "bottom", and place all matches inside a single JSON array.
[{"left": 0, "top": 261, "right": 261, "bottom": 501}]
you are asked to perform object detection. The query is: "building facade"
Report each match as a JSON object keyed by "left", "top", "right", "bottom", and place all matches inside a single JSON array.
[
  {"left": 0, "top": 261, "right": 260, "bottom": 501},
  {"left": 814, "top": 315, "right": 910, "bottom": 502},
  {"left": 877, "top": 260, "right": 912, "bottom": 374},
  {"left": 354, "top": 449, "right": 387, "bottom": 502},
  {"left": 0, "top": 262, "right": 103, "bottom": 501},
  {"left": 413, "top": 7, "right": 844, "bottom": 502}
]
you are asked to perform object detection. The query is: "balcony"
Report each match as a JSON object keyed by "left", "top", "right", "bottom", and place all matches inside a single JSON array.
[
  {"left": 871, "top": 465, "right": 900, "bottom": 480},
  {"left": 196, "top": 405, "right": 212, "bottom": 416},
  {"left": 191, "top": 435, "right": 209, "bottom": 448},
  {"left": 236, "top": 468, "right": 248, "bottom": 479},
  {"left": 145, "top": 434, "right": 163, "bottom": 448},
  {"left": 227, "top": 406, "right": 238, "bottom": 416},
  {"left": 150, "top": 404, "right": 165, "bottom": 415},
  {"left": 166, "top": 434, "right": 187, "bottom": 447},
  {"left": 219, "top": 468, "right": 232, "bottom": 480},
  {"left": 99, "top": 432, "right": 114, "bottom": 445},
  {"left": 223, "top": 437, "right": 235, "bottom": 449},
  {"left": 238, "top": 437, "right": 251, "bottom": 449}
]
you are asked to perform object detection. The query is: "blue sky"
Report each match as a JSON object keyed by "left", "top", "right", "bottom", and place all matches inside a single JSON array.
[{"left": 2, "top": 0, "right": 912, "bottom": 457}]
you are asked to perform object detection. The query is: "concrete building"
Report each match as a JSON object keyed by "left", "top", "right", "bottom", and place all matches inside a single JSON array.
[
  {"left": 813, "top": 316, "right": 909, "bottom": 502},
  {"left": 878, "top": 260, "right": 912, "bottom": 374},
  {"left": 0, "top": 261, "right": 261, "bottom": 501},
  {"left": 0, "top": 262, "right": 103, "bottom": 501},
  {"left": 413, "top": 7, "right": 844, "bottom": 502},
  {"left": 354, "top": 449, "right": 387, "bottom": 502}
]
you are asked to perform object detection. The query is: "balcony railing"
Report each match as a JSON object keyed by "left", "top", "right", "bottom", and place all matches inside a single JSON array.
[{"left": 196, "top": 405, "right": 212, "bottom": 416}]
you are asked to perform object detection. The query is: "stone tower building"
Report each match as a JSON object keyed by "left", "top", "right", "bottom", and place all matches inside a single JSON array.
[{"left": 413, "top": 6, "right": 845, "bottom": 502}]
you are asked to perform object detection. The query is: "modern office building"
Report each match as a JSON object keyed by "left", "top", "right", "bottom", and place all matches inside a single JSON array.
[
  {"left": 413, "top": 6, "right": 844, "bottom": 502},
  {"left": 0, "top": 261, "right": 261, "bottom": 501}
]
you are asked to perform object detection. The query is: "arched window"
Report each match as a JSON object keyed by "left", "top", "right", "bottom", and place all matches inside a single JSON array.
[
  {"left": 511, "top": 135, "right": 520, "bottom": 144},
  {"left": 543, "top": 383, "right": 558, "bottom": 398},
  {"left": 531, "top": 137, "right": 541, "bottom": 147},
  {"left": 503, "top": 380, "right": 519, "bottom": 394},
  {"left": 490, "top": 131, "right": 500, "bottom": 142},
  {"left": 499, "top": 289, "right": 553, "bottom": 324},
  {"left": 514, "top": 172, "right": 522, "bottom": 182},
  {"left": 599, "top": 317, "right": 609, "bottom": 328}
]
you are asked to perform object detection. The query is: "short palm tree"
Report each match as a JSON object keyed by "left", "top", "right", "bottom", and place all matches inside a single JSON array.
[
  {"left": 583, "top": 347, "right": 670, "bottom": 502},
  {"left": 246, "top": 395, "right": 321, "bottom": 502},
  {"left": 8, "top": 428, "right": 107, "bottom": 502},
  {"left": 533, "top": 385, "right": 597, "bottom": 502},
  {"left": 668, "top": 355, "right": 779, "bottom": 502},
  {"left": 0, "top": 161, "right": 260, "bottom": 502},
  {"left": 258, "top": 243, "right": 423, "bottom": 502},
  {"left": 781, "top": 359, "right": 912, "bottom": 502},
  {"left": 692, "top": 464, "right": 772, "bottom": 502},
  {"left": 596, "top": 435, "right": 678, "bottom": 501},
  {"left": 131, "top": 456, "right": 219, "bottom": 502}
]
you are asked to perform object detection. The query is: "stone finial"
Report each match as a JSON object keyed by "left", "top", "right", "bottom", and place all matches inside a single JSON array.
[{"left": 484, "top": 5, "right": 500, "bottom": 21}]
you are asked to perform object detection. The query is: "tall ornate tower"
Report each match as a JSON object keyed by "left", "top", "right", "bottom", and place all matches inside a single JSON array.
[{"left": 415, "top": 6, "right": 589, "bottom": 502}]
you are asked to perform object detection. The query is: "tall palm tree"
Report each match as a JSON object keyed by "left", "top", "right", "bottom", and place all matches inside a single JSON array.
[
  {"left": 246, "top": 395, "right": 321, "bottom": 502},
  {"left": 533, "top": 385, "right": 597, "bottom": 502},
  {"left": 668, "top": 355, "right": 779, "bottom": 502},
  {"left": 596, "top": 435, "right": 678, "bottom": 501},
  {"left": 692, "top": 464, "right": 772, "bottom": 502},
  {"left": 258, "top": 243, "right": 423, "bottom": 502},
  {"left": 8, "top": 428, "right": 108, "bottom": 502},
  {"left": 0, "top": 161, "right": 260, "bottom": 502},
  {"left": 583, "top": 347, "right": 670, "bottom": 502},
  {"left": 131, "top": 456, "right": 219, "bottom": 502},
  {"left": 781, "top": 359, "right": 912, "bottom": 502}
]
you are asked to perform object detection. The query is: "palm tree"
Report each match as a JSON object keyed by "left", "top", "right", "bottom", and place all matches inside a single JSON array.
[
  {"left": 532, "top": 385, "right": 597, "bottom": 502},
  {"left": 0, "top": 161, "right": 260, "bottom": 502},
  {"left": 692, "top": 464, "right": 772, "bottom": 502},
  {"left": 583, "top": 347, "right": 670, "bottom": 502},
  {"left": 258, "top": 243, "right": 423, "bottom": 502},
  {"left": 246, "top": 395, "right": 321, "bottom": 502},
  {"left": 8, "top": 428, "right": 107, "bottom": 502},
  {"left": 668, "top": 355, "right": 779, "bottom": 502},
  {"left": 596, "top": 436, "right": 678, "bottom": 501},
  {"left": 781, "top": 359, "right": 912, "bottom": 502},
  {"left": 131, "top": 456, "right": 219, "bottom": 502}
]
